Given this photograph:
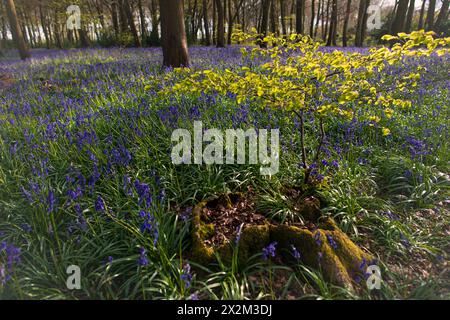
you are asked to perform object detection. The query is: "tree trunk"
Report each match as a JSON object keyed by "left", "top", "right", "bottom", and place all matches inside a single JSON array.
[
  {"left": 123, "top": 0, "right": 141, "bottom": 46},
  {"left": 355, "top": 0, "right": 370, "bottom": 47},
  {"left": 342, "top": 0, "right": 352, "bottom": 46},
  {"left": 159, "top": 0, "right": 190, "bottom": 67},
  {"left": 215, "top": 0, "right": 225, "bottom": 47},
  {"left": 270, "top": 0, "right": 278, "bottom": 35},
  {"left": 391, "top": 0, "right": 409, "bottom": 34},
  {"left": 39, "top": 5, "right": 50, "bottom": 49},
  {"left": 314, "top": 0, "right": 321, "bottom": 38},
  {"left": 111, "top": 0, "right": 120, "bottom": 37},
  {"left": 296, "top": 0, "right": 305, "bottom": 34},
  {"left": 326, "top": 0, "right": 337, "bottom": 46},
  {"left": 4, "top": 0, "right": 30, "bottom": 59},
  {"left": 138, "top": 0, "right": 147, "bottom": 42},
  {"left": 259, "top": 0, "right": 270, "bottom": 47},
  {"left": 434, "top": 0, "right": 449, "bottom": 31},
  {"left": 203, "top": 0, "right": 211, "bottom": 45},
  {"left": 149, "top": 0, "right": 159, "bottom": 42},
  {"left": 425, "top": 0, "right": 436, "bottom": 30},
  {"left": 404, "top": 0, "right": 416, "bottom": 32},
  {"left": 280, "top": 0, "right": 287, "bottom": 35},
  {"left": 418, "top": 0, "right": 427, "bottom": 29},
  {"left": 310, "top": 0, "right": 315, "bottom": 37}
]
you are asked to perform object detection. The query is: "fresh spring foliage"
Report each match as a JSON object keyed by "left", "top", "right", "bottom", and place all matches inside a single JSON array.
[{"left": 162, "top": 30, "right": 449, "bottom": 183}]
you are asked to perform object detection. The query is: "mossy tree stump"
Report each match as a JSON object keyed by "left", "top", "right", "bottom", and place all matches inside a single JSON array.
[{"left": 191, "top": 194, "right": 373, "bottom": 290}]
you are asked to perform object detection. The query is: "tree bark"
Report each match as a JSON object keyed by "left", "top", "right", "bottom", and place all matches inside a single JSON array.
[
  {"left": 310, "top": 0, "right": 315, "bottom": 37},
  {"left": 4, "top": 0, "right": 30, "bottom": 59},
  {"left": 404, "top": 0, "right": 416, "bottom": 32},
  {"left": 159, "top": 0, "right": 190, "bottom": 67},
  {"left": 123, "top": 0, "right": 141, "bottom": 46},
  {"left": 434, "top": 0, "right": 449, "bottom": 31},
  {"left": 342, "top": 0, "right": 352, "bottom": 46},
  {"left": 425, "top": 0, "right": 436, "bottom": 30},
  {"left": 391, "top": 0, "right": 409, "bottom": 34},
  {"left": 355, "top": 0, "right": 370, "bottom": 47},
  {"left": 326, "top": 0, "right": 337, "bottom": 46},
  {"left": 203, "top": 0, "right": 211, "bottom": 45},
  {"left": 215, "top": 0, "right": 225, "bottom": 47},
  {"left": 138, "top": 0, "right": 147, "bottom": 42},
  {"left": 296, "top": 0, "right": 305, "bottom": 34},
  {"left": 280, "top": 0, "right": 287, "bottom": 35},
  {"left": 418, "top": 0, "right": 427, "bottom": 29}
]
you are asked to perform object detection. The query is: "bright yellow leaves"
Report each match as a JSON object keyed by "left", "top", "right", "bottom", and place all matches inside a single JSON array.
[{"left": 159, "top": 29, "right": 448, "bottom": 139}]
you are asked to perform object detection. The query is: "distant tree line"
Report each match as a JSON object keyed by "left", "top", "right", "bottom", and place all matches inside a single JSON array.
[{"left": 1, "top": 0, "right": 449, "bottom": 65}]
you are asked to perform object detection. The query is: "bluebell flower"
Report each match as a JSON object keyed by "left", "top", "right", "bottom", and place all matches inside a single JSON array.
[
  {"left": 139, "top": 211, "right": 159, "bottom": 246},
  {"left": 47, "top": 189, "right": 56, "bottom": 213},
  {"left": 291, "top": 245, "right": 301, "bottom": 260},
  {"left": 138, "top": 247, "right": 149, "bottom": 266},
  {"left": 327, "top": 234, "right": 337, "bottom": 250},
  {"left": 181, "top": 263, "right": 193, "bottom": 288},
  {"left": 95, "top": 196, "right": 105, "bottom": 212},
  {"left": 21, "top": 223, "right": 32, "bottom": 233},
  {"left": 262, "top": 242, "right": 277, "bottom": 260},
  {"left": 314, "top": 231, "right": 322, "bottom": 247}
]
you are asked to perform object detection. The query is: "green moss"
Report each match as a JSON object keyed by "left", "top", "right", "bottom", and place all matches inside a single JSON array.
[{"left": 191, "top": 195, "right": 373, "bottom": 290}]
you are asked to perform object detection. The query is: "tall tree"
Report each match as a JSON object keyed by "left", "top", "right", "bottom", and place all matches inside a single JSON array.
[
  {"left": 215, "top": 0, "right": 225, "bottom": 47},
  {"left": 310, "top": 0, "right": 315, "bottom": 37},
  {"left": 280, "top": 0, "right": 287, "bottom": 35},
  {"left": 123, "top": 0, "right": 141, "bottom": 46},
  {"left": 203, "top": 0, "right": 211, "bottom": 45},
  {"left": 4, "top": 0, "right": 30, "bottom": 59},
  {"left": 149, "top": 0, "right": 159, "bottom": 42},
  {"left": 405, "top": 0, "right": 416, "bottom": 32},
  {"left": 296, "top": 0, "right": 305, "bottom": 34},
  {"left": 326, "top": 0, "right": 337, "bottom": 46},
  {"left": 434, "top": 0, "right": 449, "bottom": 31},
  {"left": 259, "top": 0, "right": 270, "bottom": 45},
  {"left": 159, "top": 0, "right": 189, "bottom": 67},
  {"left": 425, "top": 0, "right": 436, "bottom": 30},
  {"left": 418, "top": 0, "right": 427, "bottom": 29},
  {"left": 391, "top": 0, "right": 409, "bottom": 34},
  {"left": 342, "top": 0, "right": 352, "bottom": 47},
  {"left": 355, "top": 0, "right": 370, "bottom": 47}
]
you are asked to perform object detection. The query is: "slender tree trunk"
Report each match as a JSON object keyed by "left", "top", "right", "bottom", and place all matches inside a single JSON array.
[
  {"left": 314, "top": 0, "right": 321, "bottom": 38},
  {"left": 259, "top": 0, "right": 270, "bottom": 47},
  {"left": 342, "top": 0, "right": 352, "bottom": 46},
  {"left": 5, "top": 0, "right": 30, "bottom": 59},
  {"left": 123, "top": 0, "right": 141, "bottom": 46},
  {"left": 391, "top": 0, "right": 409, "bottom": 34},
  {"left": 149, "top": 0, "right": 159, "bottom": 42},
  {"left": 355, "top": 0, "right": 369, "bottom": 46},
  {"left": 159, "top": 0, "right": 190, "bottom": 67},
  {"left": 310, "top": 0, "right": 315, "bottom": 37},
  {"left": 280, "top": 0, "right": 287, "bottom": 35},
  {"left": 425, "top": 0, "right": 436, "bottom": 30},
  {"left": 418, "top": 0, "right": 427, "bottom": 29},
  {"left": 434, "top": 0, "right": 449, "bottom": 31},
  {"left": 111, "top": 0, "right": 120, "bottom": 37},
  {"left": 323, "top": 0, "right": 330, "bottom": 40},
  {"left": 138, "top": 0, "right": 147, "bottom": 42},
  {"left": 215, "top": 0, "right": 225, "bottom": 47},
  {"left": 228, "top": 0, "right": 234, "bottom": 44},
  {"left": 326, "top": 0, "right": 337, "bottom": 46},
  {"left": 39, "top": 5, "right": 50, "bottom": 49},
  {"left": 270, "top": 0, "right": 278, "bottom": 35},
  {"left": 404, "top": 0, "right": 416, "bottom": 32},
  {"left": 203, "top": 0, "right": 211, "bottom": 45},
  {"left": 296, "top": 0, "right": 305, "bottom": 34}
]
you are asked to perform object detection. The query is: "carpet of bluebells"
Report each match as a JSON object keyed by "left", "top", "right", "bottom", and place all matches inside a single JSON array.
[{"left": 0, "top": 46, "right": 449, "bottom": 299}]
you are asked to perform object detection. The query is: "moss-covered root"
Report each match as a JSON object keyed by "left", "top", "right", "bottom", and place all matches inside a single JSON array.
[{"left": 270, "top": 219, "right": 373, "bottom": 290}]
